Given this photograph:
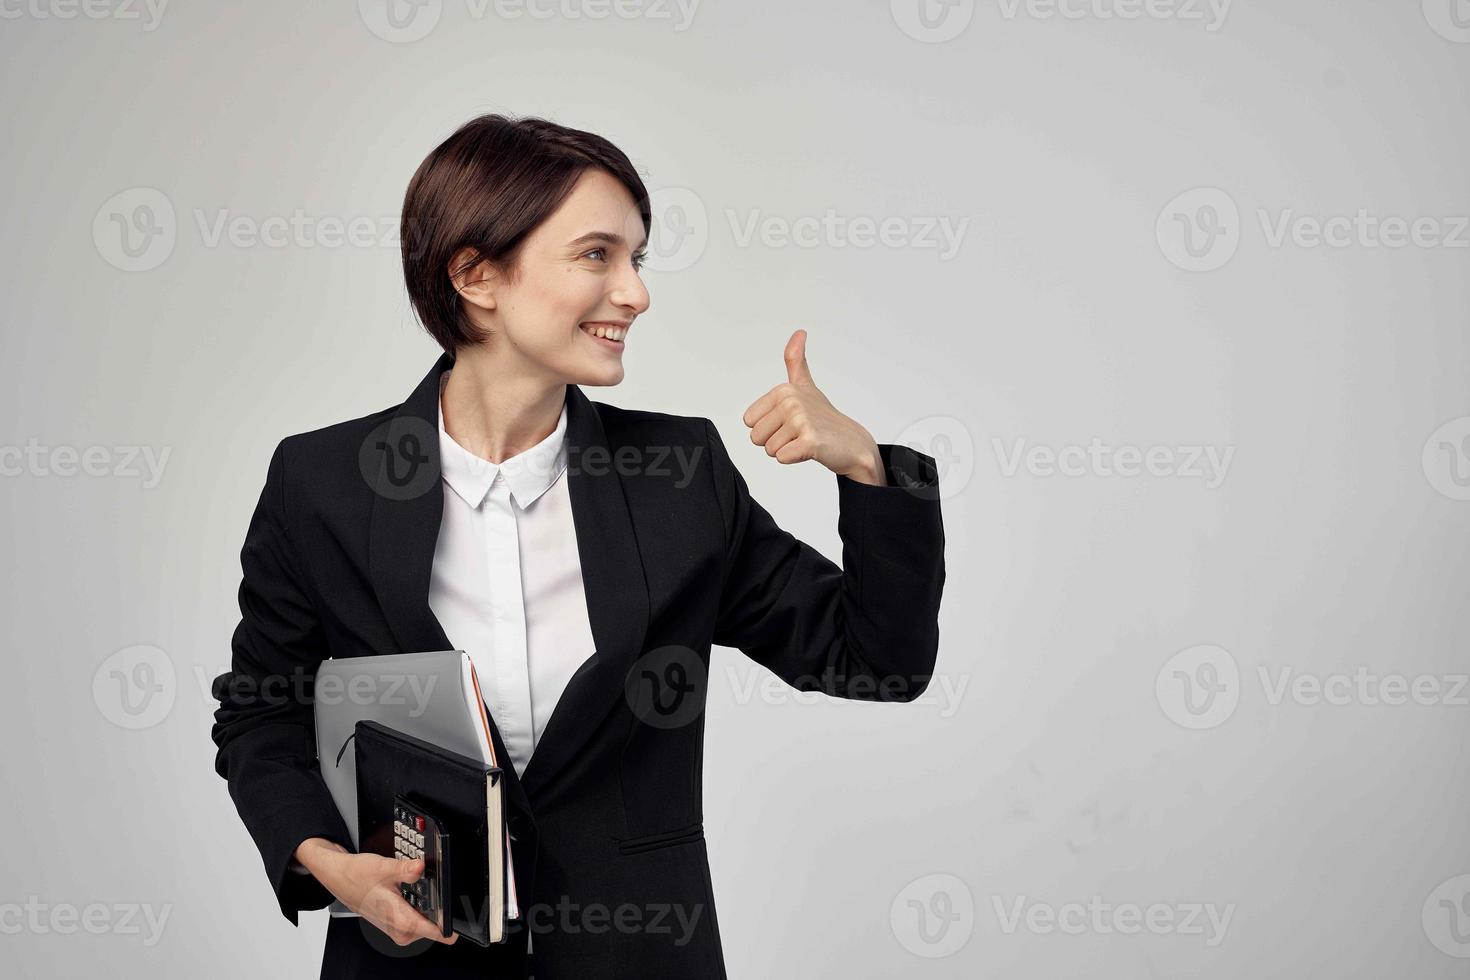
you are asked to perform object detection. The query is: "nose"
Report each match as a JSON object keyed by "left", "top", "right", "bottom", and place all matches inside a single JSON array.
[{"left": 610, "top": 259, "right": 651, "bottom": 318}]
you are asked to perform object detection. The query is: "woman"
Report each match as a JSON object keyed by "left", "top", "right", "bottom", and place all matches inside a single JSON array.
[{"left": 210, "top": 113, "right": 946, "bottom": 980}]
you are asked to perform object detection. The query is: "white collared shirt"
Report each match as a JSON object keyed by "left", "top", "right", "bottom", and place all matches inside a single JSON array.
[{"left": 427, "top": 370, "right": 597, "bottom": 781}]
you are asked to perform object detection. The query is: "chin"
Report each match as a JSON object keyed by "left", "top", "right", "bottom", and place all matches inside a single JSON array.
[{"left": 569, "top": 362, "right": 625, "bottom": 388}]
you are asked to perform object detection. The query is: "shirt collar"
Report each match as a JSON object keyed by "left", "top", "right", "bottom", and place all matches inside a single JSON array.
[{"left": 436, "top": 370, "right": 568, "bottom": 510}]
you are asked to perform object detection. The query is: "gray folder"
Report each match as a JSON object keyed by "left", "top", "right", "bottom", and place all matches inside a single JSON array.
[{"left": 313, "top": 649, "right": 508, "bottom": 918}]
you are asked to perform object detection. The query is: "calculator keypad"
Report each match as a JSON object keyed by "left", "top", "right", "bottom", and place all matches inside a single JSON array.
[{"left": 392, "top": 801, "right": 442, "bottom": 928}]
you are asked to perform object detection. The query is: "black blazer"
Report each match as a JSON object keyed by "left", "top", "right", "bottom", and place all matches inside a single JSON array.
[{"left": 210, "top": 350, "right": 946, "bottom": 979}]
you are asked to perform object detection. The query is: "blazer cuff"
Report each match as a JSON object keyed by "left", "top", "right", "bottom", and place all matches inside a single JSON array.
[
  {"left": 835, "top": 443, "right": 941, "bottom": 500},
  {"left": 264, "top": 802, "right": 355, "bottom": 926}
]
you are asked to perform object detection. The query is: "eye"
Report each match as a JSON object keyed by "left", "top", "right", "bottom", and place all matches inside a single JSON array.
[{"left": 584, "top": 247, "right": 648, "bottom": 272}]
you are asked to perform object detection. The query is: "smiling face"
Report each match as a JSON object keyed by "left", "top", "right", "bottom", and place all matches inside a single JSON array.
[{"left": 451, "top": 168, "right": 651, "bottom": 387}]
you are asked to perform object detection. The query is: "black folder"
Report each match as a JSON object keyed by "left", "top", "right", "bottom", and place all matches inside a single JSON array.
[{"left": 353, "top": 719, "right": 510, "bottom": 945}]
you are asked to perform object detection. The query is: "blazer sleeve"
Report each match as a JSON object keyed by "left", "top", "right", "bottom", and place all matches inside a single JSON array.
[
  {"left": 702, "top": 419, "right": 946, "bottom": 702},
  {"left": 209, "top": 439, "right": 354, "bottom": 926}
]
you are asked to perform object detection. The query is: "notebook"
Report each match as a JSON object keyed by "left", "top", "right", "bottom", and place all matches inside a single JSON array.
[
  {"left": 354, "top": 719, "right": 511, "bottom": 945},
  {"left": 313, "top": 650, "right": 519, "bottom": 921}
]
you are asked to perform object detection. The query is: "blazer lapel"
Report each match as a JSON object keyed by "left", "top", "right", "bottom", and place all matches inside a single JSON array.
[
  {"left": 365, "top": 352, "right": 650, "bottom": 805},
  {"left": 520, "top": 380, "right": 649, "bottom": 798},
  {"left": 365, "top": 351, "right": 534, "bottom": 820}
]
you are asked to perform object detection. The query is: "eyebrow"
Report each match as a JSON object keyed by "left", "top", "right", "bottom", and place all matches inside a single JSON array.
[{"left": 566, "top": 231, "right": 649, "bottom": 252}]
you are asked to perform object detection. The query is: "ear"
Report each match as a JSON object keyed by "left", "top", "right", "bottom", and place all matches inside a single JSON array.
[{"left": 448, "top": 246, "right": 498, "bottom": 313}]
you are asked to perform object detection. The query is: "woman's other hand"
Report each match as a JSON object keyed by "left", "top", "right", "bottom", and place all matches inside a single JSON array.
[
  {"left": 741, "top": 329, "right": 887, "bottom": 486},
  {"left": 294, "top": 837, "right": 458, "bottom": 947}
]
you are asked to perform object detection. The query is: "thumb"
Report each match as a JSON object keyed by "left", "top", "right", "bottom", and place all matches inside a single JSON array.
[
  {"left": 784, "top": 329, "right": 814, "bottom": 385},
  {"left": 393, "top": 856, "right": 424, "bottom": 883}
]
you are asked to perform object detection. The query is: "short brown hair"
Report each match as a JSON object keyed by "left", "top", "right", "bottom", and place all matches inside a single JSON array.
[{"left": 400, "top": 113, "right": 651, "bottom": 353}]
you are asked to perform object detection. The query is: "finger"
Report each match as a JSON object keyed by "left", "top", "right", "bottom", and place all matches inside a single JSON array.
[
  {"left": 774, "top": 436, "right": 815, "bottom": 465},
  {"left": 381, "top": 892, "right": 453, "bottom": 947},
  {"left": 408, "top": 910, "right": 458, "bottom": 946},
  {"left": 784, "top": 329, "right": 814, "bottom": 386},
  {"left": 763, "top": 420, "right": 802, "bottom": 459},
  {"left": 363, "top": 887, "right": 415, "bottom": 939},
  {"left": 741, "top": 384, "right": 787, "bottom": 428},
  {"left": 392, "top": 857, "right": 425, "bottom": 884},
  {"left": 372, "top": 904, "right": 423, "bottom": 948},
  {"left": 748, "top": 408, "right": 786, "bottom": 448},
  {"left": 384, "top": 866, "right": 457, "bottom": 946}
]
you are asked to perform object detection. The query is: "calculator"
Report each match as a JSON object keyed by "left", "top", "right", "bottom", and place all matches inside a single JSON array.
[{"left": 393, "top": 796, "right": 452, "bottom": 938}]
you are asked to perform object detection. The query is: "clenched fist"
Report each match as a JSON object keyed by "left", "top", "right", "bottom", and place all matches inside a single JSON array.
[{"left": 741, "top": 330, "right": 887, "bottom": 487}]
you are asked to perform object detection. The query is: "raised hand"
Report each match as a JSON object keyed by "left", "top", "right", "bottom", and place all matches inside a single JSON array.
[{"left": 740, "top": 329, "right": 886, "bottom": 486}]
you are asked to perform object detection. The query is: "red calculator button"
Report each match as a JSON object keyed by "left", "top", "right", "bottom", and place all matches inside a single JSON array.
[{"left": 415, "top": 816, "right": 426, "bottom": 832}]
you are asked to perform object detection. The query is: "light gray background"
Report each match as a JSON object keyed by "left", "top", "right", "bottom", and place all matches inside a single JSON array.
[{"left": 3, "top": 1, "right": 1469, "bottom": 976}]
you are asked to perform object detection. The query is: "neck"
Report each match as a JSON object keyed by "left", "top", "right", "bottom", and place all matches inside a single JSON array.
[{"left": 440, "top": 345, "right": 567, "bottom": 464}]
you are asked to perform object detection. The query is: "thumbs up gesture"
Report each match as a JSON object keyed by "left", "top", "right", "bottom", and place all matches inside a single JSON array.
[{"left": 740, "top": 330, "right": 887, "bottom": 486}]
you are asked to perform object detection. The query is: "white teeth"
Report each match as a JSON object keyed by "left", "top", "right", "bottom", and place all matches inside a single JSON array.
[{"left": 584, "top": 324, "right": 625, "bottom": 341}]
